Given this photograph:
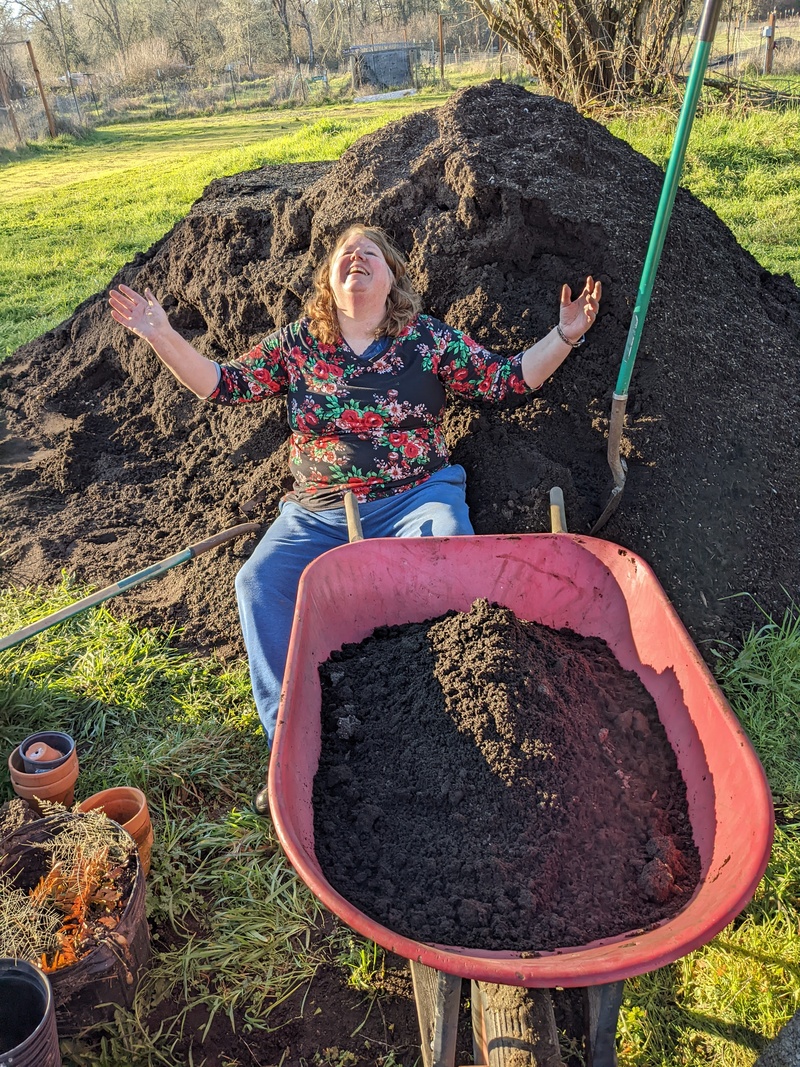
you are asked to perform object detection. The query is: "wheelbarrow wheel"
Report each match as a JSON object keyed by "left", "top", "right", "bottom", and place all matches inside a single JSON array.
[
  {"left": 253, "top": 783, "right": 270, "bottom": 816},
  {"left": 471, "top": 981, "right": 563, "bottom": 1067}
]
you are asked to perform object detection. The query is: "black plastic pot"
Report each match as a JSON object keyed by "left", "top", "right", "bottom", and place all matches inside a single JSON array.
[
  {"left": 0, "top": 812, "right": 151, "bottom": 1036},
  {"left": 0, "top": 959, "right": 62, "bottom": 1066},
  {"left": 18, "top": 731, "right": 75, "bottom": 774}
]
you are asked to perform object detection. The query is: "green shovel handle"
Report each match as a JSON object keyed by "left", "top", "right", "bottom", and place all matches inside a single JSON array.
[{"left": 614, "top": 0, "right": 724, "bottom": 400}]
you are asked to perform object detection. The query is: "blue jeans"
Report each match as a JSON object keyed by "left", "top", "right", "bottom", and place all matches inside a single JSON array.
[{"left": 235, "top": 465, "right": 473, "bottom": 744}]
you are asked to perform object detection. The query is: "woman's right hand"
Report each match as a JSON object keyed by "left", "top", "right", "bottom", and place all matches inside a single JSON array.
[
  {"left": 109, "top": 284, "right": 169, "bottom": 341},
  {"left": 107, "top": 283, "right": 219, "bottom": 398}
]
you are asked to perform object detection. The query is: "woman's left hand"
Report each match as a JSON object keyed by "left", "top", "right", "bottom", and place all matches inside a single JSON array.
[{"left": 559, "top": 276, "right": 602, "bottom": 343}]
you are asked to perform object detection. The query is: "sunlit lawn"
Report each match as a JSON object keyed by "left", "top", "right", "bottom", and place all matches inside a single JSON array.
[{"left": 0, "top": 95, "right": 448, "bottom": 356}]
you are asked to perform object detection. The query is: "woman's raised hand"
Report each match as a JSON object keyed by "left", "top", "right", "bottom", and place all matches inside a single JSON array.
[
  {"left": 559, "top": 276, "right": 602, "bottom": 343},
  {"left": 107, "top": 284, "right": 218, "bottom": 397},
  {"left": 109, "top": 284, "right": 169, "bottom": 340}
]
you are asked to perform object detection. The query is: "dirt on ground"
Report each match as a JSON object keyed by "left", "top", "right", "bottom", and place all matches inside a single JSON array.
[
  {"left": 2, "top": 81, "right": 799, "bottom": 662},
  {"left": 314, "top": 599, "right": 699, "bottom": 950},
  {"left": 1, "top": 80, "right": 798, "bottom": 1064}
]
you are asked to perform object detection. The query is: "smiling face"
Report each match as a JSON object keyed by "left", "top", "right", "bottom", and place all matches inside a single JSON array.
[{"left": 328, "top": 230, "right": 394, "bottom": 311}]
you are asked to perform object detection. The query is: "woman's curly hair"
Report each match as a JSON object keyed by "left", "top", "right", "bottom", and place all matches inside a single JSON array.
[{"left": 305, "top": 225, "right": 422, "bottom": 345}]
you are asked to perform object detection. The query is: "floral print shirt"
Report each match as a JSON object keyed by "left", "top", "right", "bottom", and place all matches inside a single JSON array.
[{"left": 208, "top": 314, "right": 533, "bottom": 508}]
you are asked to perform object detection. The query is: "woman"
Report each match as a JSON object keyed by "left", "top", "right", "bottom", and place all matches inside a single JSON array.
[{"left": 109, "top": 225, "right": 601, "bottom": 746}]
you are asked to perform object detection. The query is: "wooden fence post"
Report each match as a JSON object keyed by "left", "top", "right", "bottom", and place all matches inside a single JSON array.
[
  {"left": 764, "top": 10, "right": 777, "bottom": 72},
  {"left": 0, "top": 64, "right": 23, "bottom": 144},
  {"left": 438, "top": 14, "right": 445, "bottom": 82},
  {"left": 26, "top": 40, "right": 57, "bottom": 138}
]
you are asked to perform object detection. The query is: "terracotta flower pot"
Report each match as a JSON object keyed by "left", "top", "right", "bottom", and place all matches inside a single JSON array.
[
  {"left": 8, "top": 745, "right": 79, "bottom": 814},
  {"left": 78, "top": 787, "right": 153, "bottom": 876}
]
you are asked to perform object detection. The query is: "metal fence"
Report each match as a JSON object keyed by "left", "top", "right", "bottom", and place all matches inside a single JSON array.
[
  {"left": 5, "top": 17, "right": 798, "bottom": 152},
  {"left": 0, "top": 50, "right": 510, "bottom": 150}
]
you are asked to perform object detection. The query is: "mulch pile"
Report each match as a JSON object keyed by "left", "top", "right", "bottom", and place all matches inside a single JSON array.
[
  {"left": 1, "top": 80, "right": 799, "bottom": 660},
  {"left": 313, "top": 599, "right": 699, "bottom": 951}
]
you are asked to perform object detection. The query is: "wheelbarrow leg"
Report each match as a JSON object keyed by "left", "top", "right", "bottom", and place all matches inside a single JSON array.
[
  {"left": 583, "top": 981, "right": 624, "bottom": 1067},
  {"left": 471, "top": 981, "right": 561, "bottom": 1066},
  {"left": 409, "top": 961, "right": 462, "bottom": 1067}
]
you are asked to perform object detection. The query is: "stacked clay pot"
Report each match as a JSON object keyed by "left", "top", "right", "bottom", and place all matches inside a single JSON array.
[
  {"left": 78, "top": 787, "right": 153, "bottom": 876},
  {"left": 8, "top": 733, "right": 78, "bottom": 813}
]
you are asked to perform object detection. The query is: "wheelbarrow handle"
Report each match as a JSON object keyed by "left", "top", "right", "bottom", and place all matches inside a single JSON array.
[
  {"left": 0, "top": 521, "right": 261, "bottom": 653},
  {"left": 549, "top": 486, "right": 567, "bottom": 534},
  {"left": 344, "top": 491, "right": 364, "bottom": 543}
]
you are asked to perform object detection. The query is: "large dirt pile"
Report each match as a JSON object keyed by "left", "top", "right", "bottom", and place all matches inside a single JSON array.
[{"left": 1, "top": 81, "right": 799, "bottom": 658}]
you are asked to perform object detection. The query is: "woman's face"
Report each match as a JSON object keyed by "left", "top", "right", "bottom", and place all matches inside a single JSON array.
[{"left": 329, "top": 233, "right": 394, "bottom": 309}]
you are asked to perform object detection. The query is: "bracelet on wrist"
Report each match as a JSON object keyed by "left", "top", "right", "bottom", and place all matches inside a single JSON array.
[{"left": 555, "top": 324, "right": 585, "bottom": 348}]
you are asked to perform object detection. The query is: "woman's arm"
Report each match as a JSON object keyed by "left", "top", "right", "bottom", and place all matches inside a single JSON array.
[
  {"left": 108, "top": 284, "right": 220, "bottom": 399},
  {"left": 520, "top": 277, "right": 602, "bottom": 389}
]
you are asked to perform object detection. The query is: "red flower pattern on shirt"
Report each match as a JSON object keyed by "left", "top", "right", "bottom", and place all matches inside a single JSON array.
[{"left": 209, "top": 315, "right": 532, "bottom": 506}]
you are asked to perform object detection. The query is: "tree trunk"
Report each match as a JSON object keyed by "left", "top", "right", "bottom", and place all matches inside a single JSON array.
[{"left": 467, "top": 0, "right": 689, "bottom": 106}]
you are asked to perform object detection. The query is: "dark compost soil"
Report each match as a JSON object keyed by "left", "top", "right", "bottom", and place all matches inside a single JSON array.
[
  {"left": 2, "top": 81, "right": 799, "bottom": 662},
  {"left": 314, "top": 599, "right": 699, "bottom": 951}
]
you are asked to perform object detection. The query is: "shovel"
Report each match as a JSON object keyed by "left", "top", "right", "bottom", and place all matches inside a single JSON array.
[
  {"left": 591, "top": 0, "right": 724, "bottom": 534},
  {"left": 0, "top": 522, "right": 260, "bottom": 652}
]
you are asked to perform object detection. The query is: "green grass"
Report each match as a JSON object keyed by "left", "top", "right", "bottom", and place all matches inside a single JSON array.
[
  {"left": 712, "top": 603, "right": 800, "bottom": 806},
  {"left": 0, "top": 98, "right": 446, "bottom": 357},
  {"left": 606, "top": 107, "right": 800, "bottom": 281},
  {"left": 619, "top": 604, "right": 800, "bottom": 1066}
]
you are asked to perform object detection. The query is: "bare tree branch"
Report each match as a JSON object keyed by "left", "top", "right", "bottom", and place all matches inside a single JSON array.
[{"left": 467, "top": 0, "right": 689, "bottom": 106}]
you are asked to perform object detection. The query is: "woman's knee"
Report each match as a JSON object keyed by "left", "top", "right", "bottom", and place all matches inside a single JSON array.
[
  {"left": 426, "top": 506, "right": 473, "bottom": 537},
  {"left": 235, "top": 550, "right": 268, "bottom": 602},
  {"left": 396, "top": 497, "right": 473, "bottom": 537},
  {"left": 235, "top": 541, "right": 292, "bottom": 613},
  {"left": 235, "top": 525, "right": 329, "bottom": 610}
]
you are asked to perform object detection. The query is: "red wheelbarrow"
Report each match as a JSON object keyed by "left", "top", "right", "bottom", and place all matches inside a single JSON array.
[{"left": 268, "top": 532, "right": 774, "bottom": 1065}]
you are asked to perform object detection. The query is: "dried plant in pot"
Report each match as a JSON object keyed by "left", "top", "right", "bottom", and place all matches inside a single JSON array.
[{"left": 0, "top": 802, "right": 150, "bottom": 1036}]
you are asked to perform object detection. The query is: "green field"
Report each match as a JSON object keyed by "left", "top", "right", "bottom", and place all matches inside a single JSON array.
[
  {"left": 1, "top": 82, "right": 799, "bottom": 1066},
  {"left": 607, "top": 106, "right": 800, "bottom": 282},
  {"left": 0, "top": 95, "right": 445, "bottom": 357}
]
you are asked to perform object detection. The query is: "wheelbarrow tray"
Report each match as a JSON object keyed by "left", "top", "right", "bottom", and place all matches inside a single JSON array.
[{"left": 268, "top": 533, "right": 774, "bottom": 987}]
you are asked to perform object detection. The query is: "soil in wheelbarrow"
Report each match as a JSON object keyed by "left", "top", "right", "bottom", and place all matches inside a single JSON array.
[
  {"left": 2, "top": 82, "right": 800, "bottom": 661},
  {"left": 314, "top": 599, "right": 700, "bottom": 951}
]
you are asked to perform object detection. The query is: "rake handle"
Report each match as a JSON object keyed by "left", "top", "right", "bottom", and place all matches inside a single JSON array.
[{"left": 0, "top": 522, "right": 261, "bottom": 653}]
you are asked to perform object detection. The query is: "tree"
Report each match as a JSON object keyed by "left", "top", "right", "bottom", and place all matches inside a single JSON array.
[
  {"left": 80, "top": 0, "right": 134, "bottom": 67},
  {"left": 313, "top": 0, "right": 354, "bottom": 60},
  {"left": 159, "top": 0, "right": 225, "bottom": 66},
  {"left": 13, "top": 0, "right": 88, "bottom": 80},
  {"left": 218, "top": 0, "right": 281, "bottom": 70},
  {"left": 466, "top": 0, "right": 689, "bottom": 107},
  {"left": 271, "top": 0, "right": 294, "bottom": 62},
  {"left": 293, "top": 0, "right": 316, "bottom": 65}
]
